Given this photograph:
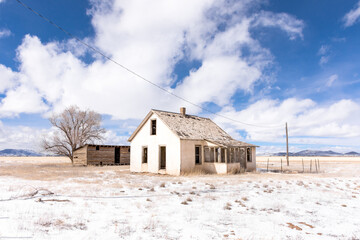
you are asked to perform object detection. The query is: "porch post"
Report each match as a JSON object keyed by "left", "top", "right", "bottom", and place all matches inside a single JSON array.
[
  {"left": 218, "top": 148, "right": 222, "bottom": 163},
  {"left": 225, "top": 148, "right": 228, "bottom": 163}
]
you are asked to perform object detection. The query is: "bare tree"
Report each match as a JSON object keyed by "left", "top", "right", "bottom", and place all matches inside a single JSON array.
[{"left": 42, "top": 106, "right": 106, "bottom": 162}]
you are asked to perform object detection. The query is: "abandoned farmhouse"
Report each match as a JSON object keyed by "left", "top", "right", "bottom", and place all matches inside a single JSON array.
[
  {"left": 73, "top": 144, "right": 130, "bottom": 166},
  {"left": 128, "top": 108, "right": 257, "bottom": 175}
]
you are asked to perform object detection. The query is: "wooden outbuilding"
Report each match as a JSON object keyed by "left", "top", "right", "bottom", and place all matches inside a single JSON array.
[{"left": 73, "top": 144, "right": 130, "bottom": 166}]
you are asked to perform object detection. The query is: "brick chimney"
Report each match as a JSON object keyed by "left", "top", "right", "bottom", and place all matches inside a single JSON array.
[{"left": 180, "top": 107, "right": 186, "bottom": 116}]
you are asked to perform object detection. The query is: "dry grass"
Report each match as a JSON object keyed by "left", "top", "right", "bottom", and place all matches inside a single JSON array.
[{"left": 180, "top": 168, "right": 209, "bottom": 176}]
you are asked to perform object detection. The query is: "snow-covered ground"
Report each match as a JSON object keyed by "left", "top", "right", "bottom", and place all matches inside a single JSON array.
[{"left": 0, "top": 157, "right": 359, "bottom": 239}]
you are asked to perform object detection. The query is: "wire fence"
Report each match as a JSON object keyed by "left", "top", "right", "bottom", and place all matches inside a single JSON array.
[{"left": 257, "top": 158, "right": 322, "bottom": 174}]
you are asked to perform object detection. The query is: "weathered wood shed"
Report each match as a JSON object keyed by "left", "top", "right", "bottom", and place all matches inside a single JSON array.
[{"left": 73, "top": 144, "right": 130, "bottom": 166}]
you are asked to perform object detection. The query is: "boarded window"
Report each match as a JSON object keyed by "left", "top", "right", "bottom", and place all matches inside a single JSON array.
[
  {"left": 142, "top": 147, "right": 148, "bottom": 163},
  {"left": 195, "top": 145, "right": 201, "bottom": 164},
  {"left": 221, "top": 148, "right": 225, "bottom": 163},
  {"left": 247, "top": 148, "right": 252, "bottom": 162},
  {"left": 151, "top": 120, "right": 156, "bottom": 135}
]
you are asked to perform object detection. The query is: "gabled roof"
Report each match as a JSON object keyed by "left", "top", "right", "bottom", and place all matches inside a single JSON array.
[{"left": 128, "top": 109, "right": 257, "bottom": 147}]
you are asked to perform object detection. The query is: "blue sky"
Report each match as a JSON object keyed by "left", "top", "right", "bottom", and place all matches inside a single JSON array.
[{"left": 0, "top": 0, "right": 360, "bottom": 153}]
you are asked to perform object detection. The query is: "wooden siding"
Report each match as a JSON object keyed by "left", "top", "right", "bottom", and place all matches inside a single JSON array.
[
  {"left": 73, "top": 146, "right": 87, "bottom": 166},
  {"left": 120, "top": 147, "right": 130, "bottom": 165},
  {"left": 87, "top": 146, "right": 115, "bottom": 165},
  {"left": 73, "top": 145, "right": 130, "bottom": 166}
]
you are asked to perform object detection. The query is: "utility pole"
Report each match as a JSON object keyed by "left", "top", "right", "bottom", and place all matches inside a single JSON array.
[{"left": 286, "top": 122, "right": 289, "bottom": 166}]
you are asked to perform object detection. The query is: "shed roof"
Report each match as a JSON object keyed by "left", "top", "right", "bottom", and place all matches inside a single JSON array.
[
  {"left": 74, "top": 144, "right": 130, "bottom": 151},
  {"left": 128, "top": 109, "right": 257, "bottom": 147}
]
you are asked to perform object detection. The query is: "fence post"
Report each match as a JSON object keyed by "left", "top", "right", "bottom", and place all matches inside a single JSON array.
[
  {"left": 267, "top": 158, "right": 269, "bottom": 172},
  {"left": 281, "top": 158, "right": 283, "bottom": 173},
  {"left": 318, "top": 159, "right": 320, "bottom": 172},
  {"left": 315, "top": 158, "right": 318, "bottom": 173},
  {"left": 302, "top": 158, "right": 304, "bottom": 173},
  {"left": 310, "top": 159, "right": 312, "bottom": 173}
]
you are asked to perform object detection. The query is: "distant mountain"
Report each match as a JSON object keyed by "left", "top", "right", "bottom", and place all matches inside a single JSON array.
[
  {"left": 344, "top": 151, "right": 360, "bottom": 156},
  {"left": 0, "top": 149, "right": 43, "bottom": 157},
  {"left": 269, "top": 150, "right": 357, "bottom": 157},
  {"left": 295, "top": 150, "right": 341, "bottom": 156}
]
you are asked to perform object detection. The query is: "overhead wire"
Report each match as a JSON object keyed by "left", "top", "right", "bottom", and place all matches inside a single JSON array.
[{"left": 15, "top": 0, "right": 284, "bottom": 129}]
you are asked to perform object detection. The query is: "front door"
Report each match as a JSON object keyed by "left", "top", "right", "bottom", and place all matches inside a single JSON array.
[
  {"left": 160, "top": 146, "right": 166, "bottom": 169},
  {"left": 115, "top": 147, "right": 120, "bottom": 164}
]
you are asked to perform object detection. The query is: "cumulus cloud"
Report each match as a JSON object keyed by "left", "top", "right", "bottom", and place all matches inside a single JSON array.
[
  {"left": 0, "top": 65, "right": 18, "bottom": 93},
  {"left": 0, "top": 29, "right": 11, "bottom": 38},
  {"left": 214, "top": 98, "right": 360, "bottom": 145},
  {"left": 0, "top": 121, "right": 46, "bottom": 150},
  {"left": 343, "top": 1, "right": 360, "bottom": 27},
  {"left": 0, "top": 0, "right": 305, "bottom": 119}
]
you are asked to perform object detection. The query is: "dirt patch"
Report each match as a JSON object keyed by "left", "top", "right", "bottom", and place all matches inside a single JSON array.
[
  {"left": 298, "top": 222, "right": 314, "bottom": 228},
  {"left": 287, "top": 223, "right": 302, "bottom": 231}
]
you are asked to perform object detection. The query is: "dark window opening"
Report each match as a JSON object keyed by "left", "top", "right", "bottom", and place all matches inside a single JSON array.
[
  {"left": 221, "top": 148, "right": 225, "bottom": 163},
  {"left": 115, "top": 147, "right": 120, "bottom": 164},
  {"left": 142, "top": 147, "right": 148, "bottom": 163},
  {"left": 247, "top": 148, "right": 252, "bottom": 162},
  {"left": 151, "top": 120, "right": 156, "bottom": 135},
  {"left": 215, "top": 148, "right": 220, "bottom": 162},
  {"left": 160, "top": 146, "right": 166, "bottom": 169},
  {"left": 195, "top": 146, "right": 201, "bottom": 164},
  {"left": 96, "top": 146, "right": 100, "bottom": 151}
]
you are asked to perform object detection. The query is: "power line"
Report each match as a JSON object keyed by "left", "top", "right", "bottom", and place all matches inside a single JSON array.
[{"left": 15, "top": 0, "right": 284, "bottom": 129}]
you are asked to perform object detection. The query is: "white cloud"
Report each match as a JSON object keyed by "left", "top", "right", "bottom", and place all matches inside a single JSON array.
[
  {"left": 318, "top": 45, "right": 331, "bottom": 66},
  {"left": 319, "top": 56, "right": 329, "bottom": 65},
  {"left": 252, "top": 11, "right": 305, "bottom": 40},
  {"left": 0, "top": 121, "right": 47, "bottom": 151},
  {"left": 318, "top": 45, "right": 329, "bottom": 55},
  {"left": 0, "top": 29, "right": 11, "bottom": 38},
  {"left": 0, "top": 0, "right": 305, "bottom": 120},
  {"left": 326, "top": 74, "right": 338, "bottom": 87},
  {"left": 343, "top": 1, "right": 360, "bottom": 27},
  {"left": 0, "top": 65, "right": 18, "bottom": 93},
  {"left": 214, "top": 98, "right": 360, "bottom": 145}
]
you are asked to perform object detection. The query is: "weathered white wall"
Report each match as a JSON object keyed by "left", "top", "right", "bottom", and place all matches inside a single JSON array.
[
  {"left": 130, "top": 113, "right": 181, "bottom": 175},
  {"left": 246, "top": 146, "right": 257, "bottom": 171},
  {"left": 180, "top": 139, "right": 204, "bottom": 173}
]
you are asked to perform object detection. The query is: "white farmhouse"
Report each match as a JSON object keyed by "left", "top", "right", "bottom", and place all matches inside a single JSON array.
[{"left": 128, "top": 108, "right": 257, "bottom": 175}]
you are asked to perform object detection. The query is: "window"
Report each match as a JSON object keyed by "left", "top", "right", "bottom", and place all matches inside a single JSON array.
[
  {"left": 209, "top": 148, "right": 215, "bottom": 162},
  {"left": 195, "top": 146, "right": 201, "bottom": 164},
  {"left": 234, "top": 148, "right": 240, "bottom": 163},
  {"left": 151, "top": 119, "right": 156, "bottom": 135},
  {"left": 204, "top": 147, "right": 210, "bottom": 162},
  {"left": 230, "top": 148, "right": 234, "bottom": 163},
  {"left": 221, "top": 148, "right": 225, "bottom": 163},
  {"left": 247, "top": 148, "right": 252, "bottom": 162},
  {"left": 215, "top": 148, "right": 220, "bottom": 162},
  {"left": 142, "top": 147, "right": 148, "bottom": 163},
  {"left": 96, "top": 146, "right": 100, "bottom": 151}
]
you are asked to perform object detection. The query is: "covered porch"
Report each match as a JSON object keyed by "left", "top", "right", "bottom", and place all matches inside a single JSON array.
[{"left": 195, "top": 140, "right": 256, "bottom": 174}]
